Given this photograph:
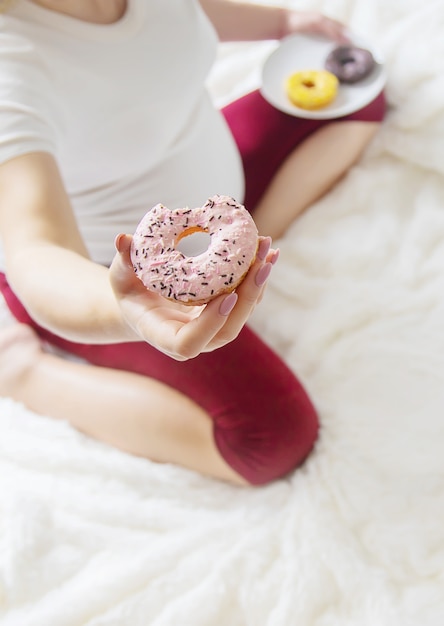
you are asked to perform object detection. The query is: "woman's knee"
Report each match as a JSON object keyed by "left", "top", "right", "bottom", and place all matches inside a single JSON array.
[{"left": 212, "top": 393, "right": 320, "bottom": 487}]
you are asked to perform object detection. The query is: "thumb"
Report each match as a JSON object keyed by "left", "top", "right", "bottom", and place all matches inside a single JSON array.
[
  {"left": 109, "top": 233, "right": 144, "bottom": 296},
  {"left": 114, "top": 233, "right": 133, "bottom": 266}
]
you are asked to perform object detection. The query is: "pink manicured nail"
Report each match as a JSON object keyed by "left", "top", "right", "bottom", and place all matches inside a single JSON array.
[
  {"left": 257, "top": 237, "right": 272, "bottom": 260},
  {"left": 270, "top": 249, "right": 280, "bottom": 265},
  {"left": 219, "top": 292, "right": 238, "bottom": 316},
  {"left": 255, "top": 262, "right": 272, "bottom": 287}
]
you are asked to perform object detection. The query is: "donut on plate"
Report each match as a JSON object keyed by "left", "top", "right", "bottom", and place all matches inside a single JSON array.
[
  {"left": 130, "top": 195, "right": 259, "bottom": 306},
  {"left": 325, "top": 45, "right": 375, "bottom": 84},
  {"left": 285, "top": 69, "right": 338, "bottom": 110}
]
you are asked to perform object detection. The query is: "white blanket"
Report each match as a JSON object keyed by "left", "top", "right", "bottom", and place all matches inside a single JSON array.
[{"left": 1, "top": 1, "right": 444, "bottom": 624}]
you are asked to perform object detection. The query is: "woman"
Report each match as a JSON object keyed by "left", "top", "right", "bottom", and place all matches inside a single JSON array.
[{"left": 0, "top": 0, "right": 385, "bottom": 485}]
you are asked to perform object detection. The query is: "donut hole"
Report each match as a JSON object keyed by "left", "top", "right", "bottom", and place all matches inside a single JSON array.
[
  {"left": 340, "top": 57, "right": 355, "bottom": 66},
  {"left": 302, "top": 80, "right": 316, "bottom": 89},
  {"left": 176, "top": 227, "right": 211, "bottom": 257}
]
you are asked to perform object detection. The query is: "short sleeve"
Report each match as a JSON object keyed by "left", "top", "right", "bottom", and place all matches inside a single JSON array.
[{"left": 0, "top": 31, "right": 58, "bottom": 165}]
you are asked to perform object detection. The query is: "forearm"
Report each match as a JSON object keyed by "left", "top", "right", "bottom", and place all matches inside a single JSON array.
[
  {"left": 5, "top": 244, "right": 136, "bottom": 344},
  {"left": 199, "top": 0, "right": 287, "bottom": 41}
]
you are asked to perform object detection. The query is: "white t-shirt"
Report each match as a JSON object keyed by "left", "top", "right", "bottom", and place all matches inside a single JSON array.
[{"left": 0, "top": 0, "right": 244, "bottom": 267}]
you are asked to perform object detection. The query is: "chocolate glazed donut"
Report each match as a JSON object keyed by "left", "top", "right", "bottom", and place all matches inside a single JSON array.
[{"left": 325, "top": 45, "right": 375, "bottom": 84}]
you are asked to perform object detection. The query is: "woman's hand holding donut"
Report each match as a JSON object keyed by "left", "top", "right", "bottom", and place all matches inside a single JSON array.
[
  {"left": 281, "top": 10, "right": 350, "bottom": 44},
  {"left": 200, "top": 236, "right": 278, "bottom": 352},
  {"left": 109, "top": 234, "right": 277, "bottom": 361}
]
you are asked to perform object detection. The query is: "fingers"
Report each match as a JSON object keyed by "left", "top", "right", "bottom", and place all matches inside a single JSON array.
[
  {"left": 257, "top": 247, "right": 279, "bottom": 304},
  {"left": 203, "top": 237, "right": 278, "bottom": 350},
  {"left": 286, "top": 10, "right": 350, "bottom": 44},
  {"left": 221, "top": 245, "right": 271, "bottom": 323},
  {"left": 109, "top": 233, "right": 141, "bottom": 295},
  {"left": 269, "top": 248, "right": 280, "bottom": 266},
  {"left": 110, "top": 232, "right": 160, "bottom": 303},
  {"left": 160, "top": 292, "right": 238, "bottom": 359},
  {"left": 109, "top": 232, "right": 245, "bottom": 359},
  {"left": 109, "top": 232, "right": 278, "bottom": 361},
  {"left": 109, "top": 232, "right": 179, "bottom": 344},
  {"left": 320, "top": 17, "right": 350, "bottom": 44},
  {"left": 163, "top": 236, "right": 277, "bottom": 358}
]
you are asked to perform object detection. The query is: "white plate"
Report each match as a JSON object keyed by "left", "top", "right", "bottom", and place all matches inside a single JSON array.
[{"left": 260, "top": 33, "right": 386, "bottom": 119}]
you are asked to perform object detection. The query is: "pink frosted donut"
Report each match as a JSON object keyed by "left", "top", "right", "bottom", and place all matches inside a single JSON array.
[{"left": 130, "top": 194, "right": 259, "bottom": 305}]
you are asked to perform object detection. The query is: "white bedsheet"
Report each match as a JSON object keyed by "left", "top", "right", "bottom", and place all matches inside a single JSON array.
[{"left": 1, "top": 1, "right": 444, "bottom": 624}]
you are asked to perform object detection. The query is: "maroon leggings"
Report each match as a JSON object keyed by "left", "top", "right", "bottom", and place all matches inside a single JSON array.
[{"left": 0, "top": 90, "right": 386, "bottom": 485}]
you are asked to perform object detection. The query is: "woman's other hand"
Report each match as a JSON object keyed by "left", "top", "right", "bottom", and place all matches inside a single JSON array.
[
  {"left": 281, "top": 10, "right": 350, "bottom": 43},
  {"left": 109, "top": 233, "right": 278, "bottom": 361}
]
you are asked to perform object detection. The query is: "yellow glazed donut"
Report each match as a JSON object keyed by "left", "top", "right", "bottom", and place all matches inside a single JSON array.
[{"left": 285, "top": 69, "right": 339, "bottom": 110}]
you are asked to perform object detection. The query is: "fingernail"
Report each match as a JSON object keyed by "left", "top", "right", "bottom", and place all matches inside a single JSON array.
[
  {"left": 257, "top": 237, "right": 272, "bottom": 261},
  {"left": 219, "top": 292, "right": 238, "bottom": 316},
  {"left": 114, "top": 233, "right": 125, "bottom": 252},
  {"left": 255, "top": 262, "right": 272, "bottom": 287},
  {"left": 270, "top": 249, "right": 280, "bottom": 265}
]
